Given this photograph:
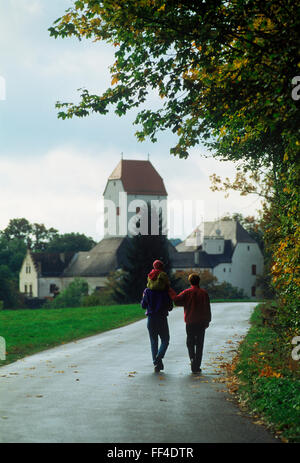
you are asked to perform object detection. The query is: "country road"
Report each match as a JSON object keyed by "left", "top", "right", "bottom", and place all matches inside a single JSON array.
[{"left": 0, "top": 302, "right": 277, "bottom": 443}]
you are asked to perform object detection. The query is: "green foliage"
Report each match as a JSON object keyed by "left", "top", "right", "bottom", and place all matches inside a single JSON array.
[
  {"left": 2, "top": 218, "right": 58, "bottom": 251},
  {"left": 45, "top": 278, "right": 89, "bottom": 309},
  {"left": 0, "top": 265, "right": 24, "bottom": 309},
  {"left": 0, "top": 235, "right": 27, "bottom": 279},
  {"left": 233, "top": 304, "right": 300, "bottom": 442},
  {"left": 81, "top": 287, "right": 117, "bottom": 306},
  {"left": 45, "top": 232, "right": 96, "bottom": 253},
  {"left": 50, "top": 0, "right": 299, "bottom": 169},
  {"left": 174, "top": 269, "right": 245, "bottom": 299}
]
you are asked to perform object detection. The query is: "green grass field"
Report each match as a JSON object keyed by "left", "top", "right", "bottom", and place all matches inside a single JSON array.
[{"left": 0, "top": 304, "right": 144, "bottom": 366}]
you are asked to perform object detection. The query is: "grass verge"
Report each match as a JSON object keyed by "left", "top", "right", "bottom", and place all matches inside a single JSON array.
[
  {"left": 220, "top": 303, "right": 300, "bottom": 443},
  {"left": 0, "top": 304, "right": 144, "bottom": 367}
]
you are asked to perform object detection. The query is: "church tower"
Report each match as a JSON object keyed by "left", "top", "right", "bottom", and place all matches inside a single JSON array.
[{"left": 103, "top": 159, "right": 168, "bottom": 237}]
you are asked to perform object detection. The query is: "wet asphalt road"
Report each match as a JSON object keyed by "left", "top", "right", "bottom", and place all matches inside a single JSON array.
[{"left": 0, "top": 302, "right": 278, "bottom": 443}]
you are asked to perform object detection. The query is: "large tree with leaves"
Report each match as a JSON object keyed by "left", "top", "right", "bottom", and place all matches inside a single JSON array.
[{"left": 49, "top": 0, "right": 299, "bottom": 166}]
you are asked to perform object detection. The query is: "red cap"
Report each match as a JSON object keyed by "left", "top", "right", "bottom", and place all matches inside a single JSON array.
[{"left": 153, "top": 260, "right": 164, "bottom": 270}]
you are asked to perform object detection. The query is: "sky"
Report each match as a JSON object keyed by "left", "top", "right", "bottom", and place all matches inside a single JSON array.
[{"left": 0, "top": 0, "right": 262, "bottom": 242}]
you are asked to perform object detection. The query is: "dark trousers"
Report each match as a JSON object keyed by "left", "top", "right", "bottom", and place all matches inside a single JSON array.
[
  {"left": 147, "top": 315, "right": 170, "bottom": 364},
  {"left": 186, "top": 323, "right": 206, "bottom": 368}
]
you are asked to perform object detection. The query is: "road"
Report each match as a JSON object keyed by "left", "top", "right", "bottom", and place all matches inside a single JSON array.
[{"left": 0, "top": 302, "right": 277, "bottom": 443}]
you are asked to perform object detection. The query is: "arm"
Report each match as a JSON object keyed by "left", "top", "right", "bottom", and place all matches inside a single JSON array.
[
  {"left": 168, "top": 287, "right": 188, "bottom": 306},
  {"left": 141, "top": 289, "right": 149, "bottom": 310}
]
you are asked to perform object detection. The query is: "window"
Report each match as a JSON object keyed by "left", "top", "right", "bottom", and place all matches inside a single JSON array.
[
  {"left": 29, "top": 285, "right": 33, "bottom": 297},
  {"left": 136, "top": 206, "right": 140, "bottom": 213},
  {"left": 116, "top": 206, "right": 120, "bottom": 216},
  {"left": 24, "top": 285, "right": 28, "bottom": 294},
  {"left": 247, "top": 245, "right": 250, "bottom": 251},
  {"left": 252, "top": 264, "right": 256, "bottom": 275},
  {"left": 50, "top": 284, "right": 57, "bottom": 293},
  {"left": 223, "top": 268, "right": 226, "bottom": 272},
  {"left": 251, "top": 286, "right": 256, "bottom": 297},
  {"left": 25, "top": 264, "right": 31, "bottom": 274}
]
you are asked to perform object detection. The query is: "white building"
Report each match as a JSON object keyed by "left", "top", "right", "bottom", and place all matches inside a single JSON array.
[
  {"left": 173, "top": 220, "right": 264, "bottom": 298},
  {"left": 103, "top": 159, "right": 168, "bottom": 237}
]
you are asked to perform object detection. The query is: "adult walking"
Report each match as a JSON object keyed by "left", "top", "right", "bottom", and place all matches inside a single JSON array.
[
  {"left": 169, "top": 273, "right": 211, "bottom": 373},
  {"left": 141, "top": 285, "right": 173, "bottom": 372}
]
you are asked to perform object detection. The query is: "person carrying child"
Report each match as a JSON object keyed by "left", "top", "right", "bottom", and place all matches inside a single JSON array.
[{"left": 141, "top": 260, "right": 172, "bottom": 372}]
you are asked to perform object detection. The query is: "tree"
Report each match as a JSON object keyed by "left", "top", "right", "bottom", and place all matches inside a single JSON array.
[
  {"left": 116, "top": 204, "right": 171, "bottom": 302},
  {"left": 2, "top": 218, "right": 59, "bottom": 251},
  {"left": 45, "top": 232, "right": 96, "bottom": 253},
  {"left": 2, "top": 218, "right": 32, "bottom": 244},
  {"left": 31, "top": 223, "right": 59, "bottom": 252},
  {"left": 0, "top": 265, "right": 23, "bottom": 309},
  {"left": 0, "top": 235, "right": 27, "bottom": 279},
  {"left": 49, "top": 0, "right": 299, "bottom": 167}
]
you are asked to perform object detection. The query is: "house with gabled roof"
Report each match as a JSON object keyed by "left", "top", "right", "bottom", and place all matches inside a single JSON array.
[
  {"left": 172, "top": 220, "right": 263, "bottom": 297},
  {"left": 19, "top": 250, "right": 76, "bottom": 298}
]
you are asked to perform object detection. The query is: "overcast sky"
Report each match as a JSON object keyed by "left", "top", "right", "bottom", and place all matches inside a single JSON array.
[{"left": 0, "top": 0, "right": 262, "bottom": 242}]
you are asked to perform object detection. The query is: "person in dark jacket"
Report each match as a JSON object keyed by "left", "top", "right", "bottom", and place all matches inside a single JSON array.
[
  {"left": 169, "top": 273, "right": 211, "bottom": 373},
  {"left": 141, "top": 287, "right": 173, "bottom": 372}
]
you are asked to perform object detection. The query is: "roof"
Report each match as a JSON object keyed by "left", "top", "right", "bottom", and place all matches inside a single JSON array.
[
  {"left": 176, "top": 220, "right": 256, "bottom": 252},
  {"left": 30, "top": 251, "right": 75, "bottom": 277},
  {"left": 62, "top": 237, "right": 129, "bottom": 277},
  {"left": 106, "top": 159, "right": 167, "bottom": 196},
  {"left": 172, "top": 240, "right": 234, "bottom": 269}
]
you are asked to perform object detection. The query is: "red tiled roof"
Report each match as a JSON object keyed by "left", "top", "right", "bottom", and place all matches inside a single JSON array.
[{"left": 108, "top": 160, "right": 167, "bottom": 196}]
